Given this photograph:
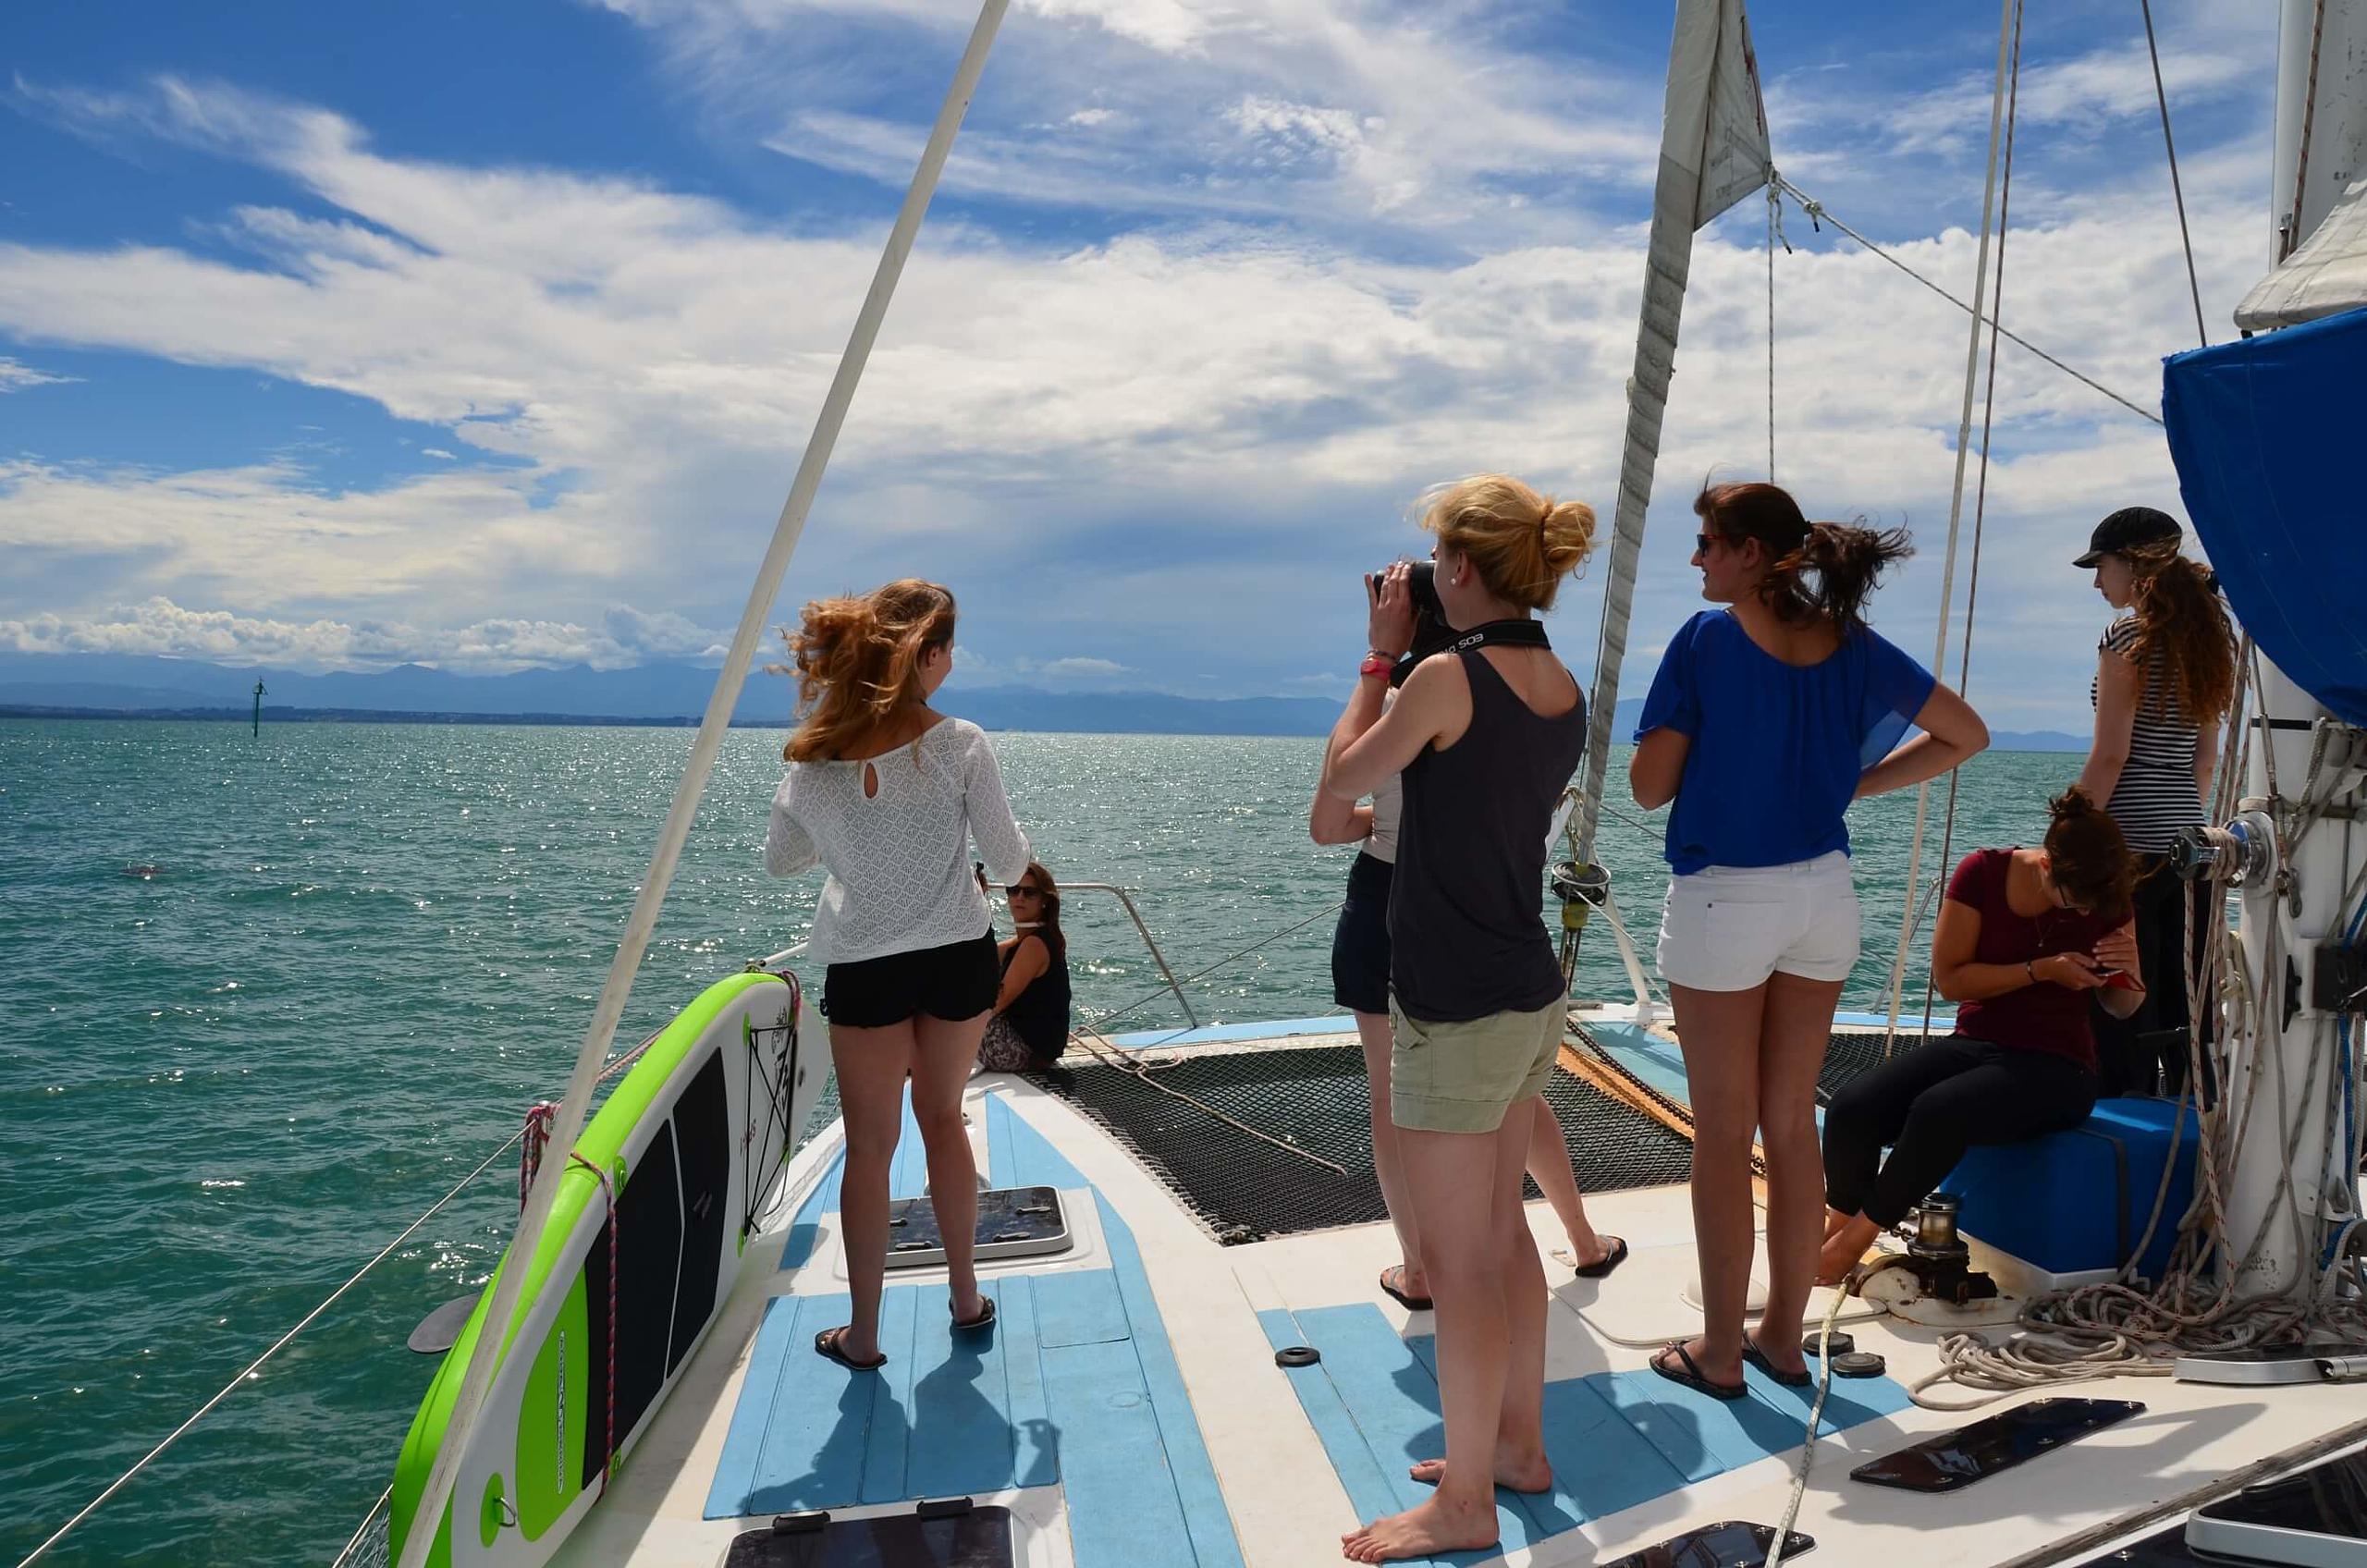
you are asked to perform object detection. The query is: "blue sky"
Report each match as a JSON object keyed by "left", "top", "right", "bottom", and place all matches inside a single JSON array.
[{"left": 0, "top": 0, "right": 2280, "bottom": 726}]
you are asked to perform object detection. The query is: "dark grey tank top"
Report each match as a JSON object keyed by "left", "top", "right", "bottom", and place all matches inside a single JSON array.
[{"left": 1389, "top": 649, "right": 1588, "bottom": 1023}]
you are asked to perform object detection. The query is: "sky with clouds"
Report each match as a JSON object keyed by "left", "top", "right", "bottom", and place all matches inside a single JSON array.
[{"left": 0, "top": 0, "right": 2286, "bottom": 727}]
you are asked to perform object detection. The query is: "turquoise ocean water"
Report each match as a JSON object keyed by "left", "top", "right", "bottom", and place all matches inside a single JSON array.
[{"left": 0, "top": 718, "right": 2079, "bottom": 1563}]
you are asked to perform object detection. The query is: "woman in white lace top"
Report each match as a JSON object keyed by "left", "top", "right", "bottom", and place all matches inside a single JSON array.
[{"left": 764, "top": 579, "right": 1032, "bottom": 1372}]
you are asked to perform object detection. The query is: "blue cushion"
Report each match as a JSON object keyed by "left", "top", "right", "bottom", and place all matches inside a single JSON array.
[{"left": 1946, "top": 1096, "right": 2199, "bottom": 1280}]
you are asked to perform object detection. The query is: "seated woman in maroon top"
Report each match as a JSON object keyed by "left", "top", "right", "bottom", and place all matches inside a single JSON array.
[{"left": 1816, "top": 790, "right": 2143, "bottom": 1284}]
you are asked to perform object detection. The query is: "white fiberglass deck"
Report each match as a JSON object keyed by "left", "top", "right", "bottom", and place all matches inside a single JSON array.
[{"left": 550, "top": 1019, "right": 2367, "bottom": 1568}]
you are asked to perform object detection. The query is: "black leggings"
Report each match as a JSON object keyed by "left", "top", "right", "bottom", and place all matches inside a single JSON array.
[
  {"left": 2092, "top": 857, "right": 2214, "bottom": 1099},
  {"left": 1823, "top": 1036, "right": 2099, "bottom": 1227}
]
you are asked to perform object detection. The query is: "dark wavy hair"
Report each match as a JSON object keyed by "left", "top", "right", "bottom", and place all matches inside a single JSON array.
[
  {"left": 2043, "top": 787, "right": 2137, "bottom": 922},
  {"left": 2119, "top": 540, "right": 2236, "bottom": 727},
  {"left": 1695, "top": 482, "right": 1912, "bottom": 633}
]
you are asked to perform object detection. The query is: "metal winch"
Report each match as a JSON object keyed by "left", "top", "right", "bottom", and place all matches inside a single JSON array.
[{"left": 1902, "top": 1194, "right": 1999, "bottom": 1307}]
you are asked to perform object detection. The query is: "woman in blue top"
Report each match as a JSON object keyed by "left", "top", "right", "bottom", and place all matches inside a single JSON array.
[{"left": 1630, "top": 482, "right": 1988, "bottom": 1399}]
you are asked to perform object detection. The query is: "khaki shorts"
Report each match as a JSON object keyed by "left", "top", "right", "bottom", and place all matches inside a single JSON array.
[{"left": 1388, "top": 998, "right": 1565, "bottom": 1133}]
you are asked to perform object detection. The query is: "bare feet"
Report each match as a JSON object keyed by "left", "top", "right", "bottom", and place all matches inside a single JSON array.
[
  {"left": 1744, "top": 1332, "right": 1809, "bottom": 1381},
  {"left": 1341, "top": 1494, "right": 1500, "bottom": 1562},
  {"left": 1657, "top": 1335, "right": 1745, "bottom": 1390},
  {"left": 1568, "top": 1231, "right": 1618, "bottom": 1270},
  {"left": 1406, "top": 1446, "right": 1552, "bottom": 1494},
  {"left": 1817, "top": 1214, "right": 1883, "bottom": 1286}
]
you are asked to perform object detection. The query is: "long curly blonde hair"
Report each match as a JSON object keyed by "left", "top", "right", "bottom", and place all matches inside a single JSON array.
[{"left": 779, "top": 579, "right": 956, "bottom": 763}]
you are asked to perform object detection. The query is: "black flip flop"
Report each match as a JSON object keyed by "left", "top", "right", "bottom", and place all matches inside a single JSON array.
[
  {"left": 952, "top": 1296, "right": 997, "bottom": 1332},
  {"left": 814, "top": 1326, "right": 887, "bottom": 1372},
  {"left": 1742, "top": 1341, "right": 1813, "bottom": 1388},
  {"left": 1572, "top": 1236, "right": 1629, "bottom": 1280},
  {"left": 1378, "top": 1266, "right": 1434, "bottom": 1312},
  {"left": 1650, "top": 1341, "right": 1747, "bottom": 1401}
]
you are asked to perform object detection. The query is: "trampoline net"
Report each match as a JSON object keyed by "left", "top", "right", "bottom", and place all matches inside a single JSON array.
[{"left": 1039, "top": 1039, "right": 1699, "bottom": 1244}]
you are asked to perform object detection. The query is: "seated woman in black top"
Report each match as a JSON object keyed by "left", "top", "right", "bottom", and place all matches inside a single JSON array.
[
  {"left": 977, "top": 862, "right": 1073, "bottom": 1072},
  {"left": 1817, "top": 790, "right": 2142, "bottom": 1284}
]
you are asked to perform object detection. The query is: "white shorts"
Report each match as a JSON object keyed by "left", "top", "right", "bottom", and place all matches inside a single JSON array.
[{"left": 1655, "top": 851, "right": 1861, "bottom": 993}]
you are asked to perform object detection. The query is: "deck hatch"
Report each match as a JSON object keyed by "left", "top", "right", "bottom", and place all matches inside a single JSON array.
[{"left": 721, "top": 1502, "right": 1014, "bottom": 1566}]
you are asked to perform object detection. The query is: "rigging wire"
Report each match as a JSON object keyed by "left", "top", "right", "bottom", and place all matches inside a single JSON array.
[
  {"left": 2138, "top": 0, "right": 2211, "bottom": 345},
  {"left": 1877, "top": 0, "right": 2020, "bottom": 1060},
  {"left": 12, "top": 1130, "right": 526, "bottom": 1568},
  {"left": 1918, "top": 0, "right": 2025, "bottom": 1043},
  {"left": 1772, "top": 177, "right": 2162, "bottom": 425}
]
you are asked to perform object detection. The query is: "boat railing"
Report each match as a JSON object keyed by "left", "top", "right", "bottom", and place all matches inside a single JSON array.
[{"left": 756, "top": 883, "right": 1201, "bottom": 1032}]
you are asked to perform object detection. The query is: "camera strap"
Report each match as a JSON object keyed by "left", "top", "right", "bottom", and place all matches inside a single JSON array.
[{"left": 1392, "top": 619, "right": 1551, "bottom": 685}]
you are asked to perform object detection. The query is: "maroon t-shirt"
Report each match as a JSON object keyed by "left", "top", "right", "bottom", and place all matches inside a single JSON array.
[{"left": 1946, "top": 848, "right": 2120, "bottom": 1071}]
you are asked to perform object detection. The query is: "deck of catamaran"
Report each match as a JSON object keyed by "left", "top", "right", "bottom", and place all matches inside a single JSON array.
[{"left": 546, "top": 1006, "right": 2367, "bottom": 1568}]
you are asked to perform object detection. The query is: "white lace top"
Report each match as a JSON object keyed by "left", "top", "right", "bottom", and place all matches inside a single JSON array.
[{"left": 764, "top": 717, "right": 1033, "bottom": 965}]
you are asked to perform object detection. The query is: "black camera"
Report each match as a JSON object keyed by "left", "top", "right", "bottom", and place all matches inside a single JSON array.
[{"left": 1373, "top": 559, "right": 1454, "bottom": 665}]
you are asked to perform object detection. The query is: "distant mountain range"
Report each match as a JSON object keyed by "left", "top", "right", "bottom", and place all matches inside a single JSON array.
[{"left": 0, "top": 652, "right": 2089, "bottom": 750}]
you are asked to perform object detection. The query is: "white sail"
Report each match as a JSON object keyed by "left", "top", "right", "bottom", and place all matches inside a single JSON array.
[
  {"left": 2237, "top": 176, "right": 2367, "bottom": 328},
  {"left": 1575, "top": 0, "right": 1770, "bottom": 864}
]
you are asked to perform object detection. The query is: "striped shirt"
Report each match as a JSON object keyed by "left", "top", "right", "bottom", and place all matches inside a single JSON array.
[{"left": 2091, "top": 615, "right": 2204, "bottom": 852}]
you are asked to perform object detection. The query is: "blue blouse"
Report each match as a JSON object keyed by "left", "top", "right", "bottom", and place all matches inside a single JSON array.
[{"left": 1635, "top": 609, "right": 1937, "bottom": 875}]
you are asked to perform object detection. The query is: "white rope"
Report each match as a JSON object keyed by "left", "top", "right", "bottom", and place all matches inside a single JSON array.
[
  {"left": 390, "top": 7, "right": 1012, "bottom": 1562},
  {"left": 13, "top": 1132, "right": 524, "bottom": 1568},
  {"left": 1879, "top": 0, "right": 2018, "bottom": 1057}
]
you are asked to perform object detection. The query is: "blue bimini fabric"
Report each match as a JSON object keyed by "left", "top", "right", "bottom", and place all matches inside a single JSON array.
[{"left": 2165, "top": 306, "right": 2367, "bottom": 729}]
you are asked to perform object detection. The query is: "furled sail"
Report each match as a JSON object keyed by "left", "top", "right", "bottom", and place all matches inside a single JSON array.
[
  {"left": 2237, "top": 178, "right": 2367, "bottom": 330},
  {"left": 1575, "top": 0, "right": 1772, "bottom": 862}
]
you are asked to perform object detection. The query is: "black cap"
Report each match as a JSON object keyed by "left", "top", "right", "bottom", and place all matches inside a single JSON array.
[{"left": 2073, "top": 506, "right": 2181, "bottom": 568}]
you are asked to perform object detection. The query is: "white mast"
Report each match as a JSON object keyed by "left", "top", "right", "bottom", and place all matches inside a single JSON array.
[{"left": 2214, "top": 0, "right": 2367, "bottom": 1302}]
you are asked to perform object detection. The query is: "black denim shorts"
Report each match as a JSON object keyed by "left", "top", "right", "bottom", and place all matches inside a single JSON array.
[
  {"left": 1330, "top": 851, "right": 1394, "bottom": 1016},
  {"left": 821, "top": 931, "right": 1000, "bottom": 1028}
]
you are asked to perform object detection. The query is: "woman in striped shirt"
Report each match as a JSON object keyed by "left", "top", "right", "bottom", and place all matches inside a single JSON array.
[{"left": 2070, "top": 507, "right": 2235, "bottom": 1097}]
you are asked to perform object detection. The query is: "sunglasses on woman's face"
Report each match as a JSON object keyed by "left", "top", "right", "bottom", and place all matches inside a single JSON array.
[
  {"left": 1695, "top": 533, "right": 1718, "bottom": 555},
  {"left": 1007, "top": 884, "right": 1042, "bottom": 898}
]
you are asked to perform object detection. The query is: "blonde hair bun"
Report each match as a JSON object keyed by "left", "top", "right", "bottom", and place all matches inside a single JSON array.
[{"left": 1419, "top": 473, "right": 1598, "bottom": 612}]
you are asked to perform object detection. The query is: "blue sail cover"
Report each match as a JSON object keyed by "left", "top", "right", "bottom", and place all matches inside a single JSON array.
[{"left": 2163, "top": 306, "right": 2367, "bottom": 728}]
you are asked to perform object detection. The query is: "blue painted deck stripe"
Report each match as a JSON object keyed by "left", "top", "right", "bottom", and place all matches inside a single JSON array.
[
  {"left": 1030, "top": 1265, "right": 1132, "bottom": 1348},
  {"left": 1257, "top": 1307, "right": 1402, "bottom": 1532},
  {"left": 722, "top": 1292, "right": 876, "bottom": 1514},
  {"left": 706, "top": 1292, "right": 804, "bottom": 1515},
  {"left": 1103, "top": 1010, "right": 1953, "bottom": 1053},
  {"left": 1095, "top": 1192, "right": 1247, "bottom": 1568},
  {"left": 1041, "top": 1335, "right": 1199, "bottom": 1568},
  {"left": 1105, "top": 1014, "right": 1351, "bottom": 1048},
  {"left": 857, "top": 1285, "right": 922, "bottom": 1503},
  {"left": 779, "top": 1149, "right": 845, "bottom": 1271},
  {"left": 1271, "top": 1305, "right": 1913, "bottom": 1554},
  {"left": 1291, "top": 1305, "right": 1568, "bottom": 1559},
  {"left": 1001, "top": 1274, "right": 1058, "bottom": 1488},
  {"left": 985, "top": 1091, "right": 1088, "bottom": 1189},
  {"left": 1398, "top": 1331, "right": 1673, "bottom": 1543},
  {"left": 904, "top": 1276, "right": 1017, "bottom": 1497}
]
